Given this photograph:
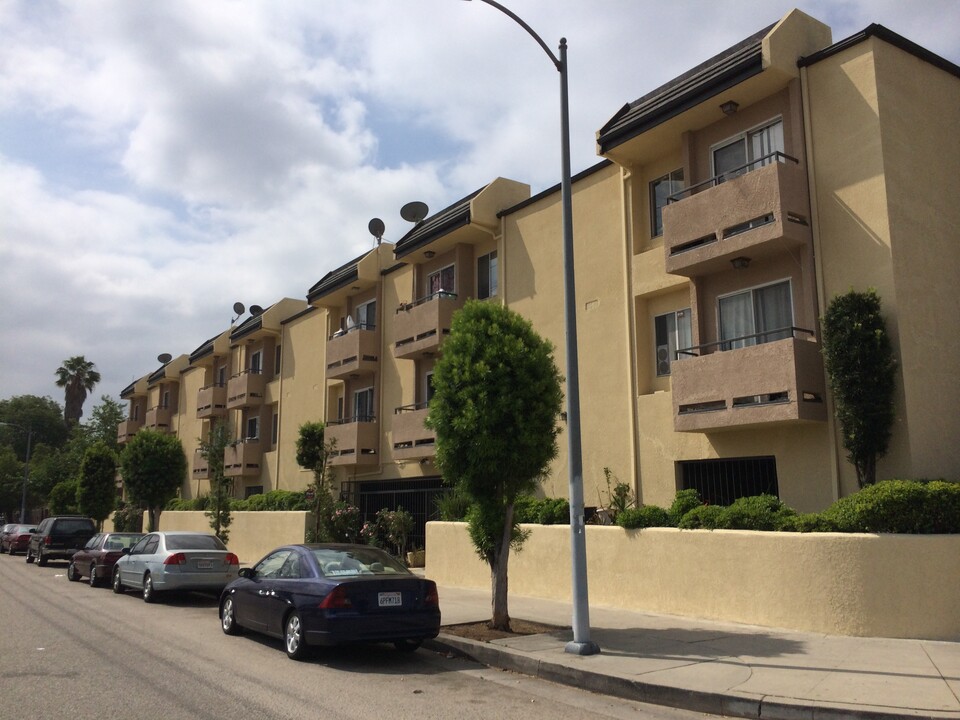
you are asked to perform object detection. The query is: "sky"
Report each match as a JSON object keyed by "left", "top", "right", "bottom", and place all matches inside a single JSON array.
[{"left": 2, "top": 0, "right": 959, "bottom": 412}]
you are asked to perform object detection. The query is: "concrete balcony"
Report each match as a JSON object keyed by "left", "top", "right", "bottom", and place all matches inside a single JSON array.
[
  {"left": 226, "top": 370, "right": 265, "bottom": 409},
  {"left": 144, "top": 406, "right": 173, "bottom": 432},
  {"left": 392, "top": 405, "right": 435, "bottom": 460},
  {"left": 116, "top": 419, "right": 143, "bottom": 445},
  {"left": 393, "top": 292, "right": 465, "bottom": 360},
  {"left": 671, "top": 332, "right": 827, "bottom": 433},
  {"left": 192, "top": 449, "right": 210, "bottom": 481},
  {"left": 326, "top": 326, "right": 380, "bottom": 380},
  {"left": 326, "top": 417, "right": 380, "bottom": 467},
  {"left": 224, "top": 439, "right": 261, "bottom": 477},
  {"left": 663, "top": 157, "right": 811, "bottom": 277},
  {"left": 196, "top": 384, "right": 227, "bottom": 419}
]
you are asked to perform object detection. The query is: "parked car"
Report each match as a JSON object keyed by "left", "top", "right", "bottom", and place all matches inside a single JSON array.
[
  {"left": 0, "top": 524, "right": 18, "bottom": 551},
  {"left": 26, "top": 516, "right": 97, "bottom": 566},
  {"left": 2, "top": 524, "right": 37, "bottom": 555},
  {"left": 219, "top": 544, "right": 440, "bottom": 660},
  {"left": 68, "top": 532, "right": 144, "bottom": 587},
  {"left": 112, "top": 531, "right": 239, "bottom": 602}
]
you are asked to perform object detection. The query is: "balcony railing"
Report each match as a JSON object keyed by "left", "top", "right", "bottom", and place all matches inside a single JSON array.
[
  {"left": 393, "top": 403, "right": 435, "bottom": 460},
  {"left": 670, "top": 330, "right": 826, "bottom": 433},
  {"left": 226, "top": 369, "right": 265, "bottom": 409},
  {"left": 144, "top": 405, "right": 173, "bottom": 431},
  {"left": 325, "top": 416, "right": 379, "bottom": 467},
  {"left": 662, "top": 154, "right": 811, "bottom": 277},
  {"left": 223, "top": 438, "right": 261, "bottom": 477},
  {"left": 116, "top": 418, "right": 143, "bottom": 444},
  {"left": 196, "top": 383, "right": 227, "bottom": 419},
  {"left": 192, "top": 448, "right": 210, "bottom": 480},
  {"left": 393, "top": 291, "right": 464, "bottom": 360},
  {"left": 326, "top": 324, "right": 379, "bottom": 380}
]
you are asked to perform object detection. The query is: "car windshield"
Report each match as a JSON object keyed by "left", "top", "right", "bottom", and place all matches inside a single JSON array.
[
  {"left": 104, "top": 534, "right": 143, "bottom": 550},
  {"left": 311, "top": 547, "right": 411, "bottom": 577},
  {"left": 165, "top": 534, "right": 226, "bottom": 551},
  {"left": 57, "top": 519, "right": 94, "bottom": 533}
]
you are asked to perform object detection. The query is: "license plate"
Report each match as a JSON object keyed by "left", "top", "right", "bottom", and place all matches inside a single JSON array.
[
  {"left": 196, "top": 560, "right": 213, "bottom": 569},
  {"left": 378, "top": 591, "right": 402, "bottom": 607}
]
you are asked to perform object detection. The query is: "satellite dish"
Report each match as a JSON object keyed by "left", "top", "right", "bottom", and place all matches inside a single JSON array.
[
  {"left": 368, "top": 218, "right": 385, "bottom": 241},
  {"left": 250, "top": 305, "right": 264, "bottom": 316},
  {"left": 232, "top": 302, "right": 245, "bottom": 316},
  {"left": 157, "top": 353, "right": 172, "bottom": 364},
  {"left": 400, "top": 201, "right": 429, "bottom": 224}
]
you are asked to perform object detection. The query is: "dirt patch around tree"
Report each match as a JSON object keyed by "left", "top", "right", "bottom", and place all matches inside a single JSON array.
[{"left": 441, "top": 619, "right": 569, "bottom": 643}]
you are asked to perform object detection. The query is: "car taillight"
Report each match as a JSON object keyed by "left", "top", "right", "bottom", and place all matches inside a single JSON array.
[
  {"left": 424, "top": 581, "right": 439, "bottom": 607},
  {"left": 319, "top": 586, "right": 352, "bottom": 609},
  {"left": 163, "top": 552, "right": 187, "bottom": 566},
  {"left": 224, "top": 553, "right": 239, "bottom": 566},
  {"left": 43, "top": 536, "right": 53, "bottom": 546}
]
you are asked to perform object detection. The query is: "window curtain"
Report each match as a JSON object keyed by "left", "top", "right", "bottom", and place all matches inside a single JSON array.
[
  {"left": 719, "top": 292, "right": 754, "bottom": 349},
  {"left": 753, "top": 281, "right": 792, "bottom": 341}
]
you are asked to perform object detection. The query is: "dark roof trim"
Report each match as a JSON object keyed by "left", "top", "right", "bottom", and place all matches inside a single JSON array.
[
  {"left": 597, "top": 23, "right": 774, "bottom": 155},
  {"left": 798, "top": 23, "right": 960, "bottom": 78},
  {"left": 393, "top": 188, "right": 482, "bottom": 259},
  {"left": 147, "top": 364, "right": 171, "bottom": 384},
  {"left": 281, "top": 305, "right": 316, "bottom": 326},
  {"left": 189, "top": 332, "right": 222, "bottom": 364},
  {"left": 120, "top": 380, "right": 139, "bottom": 398},
  {"left": 307, "top": 265, "right": 360, "bottom": 303},
  {"left": 499, "top": 160, "right": 613, "bottom": 217},
  {"left": 230, "top": 315, "right": 264, "bottom": 341},
  {"left": 381, "top": 261, "right": 407, "bottom": 277}
]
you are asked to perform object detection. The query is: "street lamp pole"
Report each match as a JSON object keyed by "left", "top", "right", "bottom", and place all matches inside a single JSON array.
[
  {"left": 0, "top": 422, "right": 33, "bottom": 523},
  {"left": 468, "top": 0, "right": 599, "bottom": 656}
]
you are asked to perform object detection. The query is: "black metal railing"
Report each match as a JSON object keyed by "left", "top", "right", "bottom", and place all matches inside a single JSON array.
[
  {"left": 328, "top": 414, "right": 377, "bottom": 425},
  {"left": 676, "top": 326, "right": 814, "bottom": 358},
  {"left": 395, "top": 290, "right": 457, "bottom": 313},
  {"left": 394, "top": 402, "right": 430, "bottom": 414},
  {"left": 667, "top": 151, "right": 798, "bottom": 204},
  {"left": 328, "top": 322, "right": 376, "bottom": 341}
]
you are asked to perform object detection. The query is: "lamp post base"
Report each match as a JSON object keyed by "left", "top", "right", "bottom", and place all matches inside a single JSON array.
[{"left": 565, "top": 640, "right": 601, "bottom": 656}]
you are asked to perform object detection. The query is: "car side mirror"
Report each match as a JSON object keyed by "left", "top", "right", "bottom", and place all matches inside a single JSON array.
[
  {"left": 238, "top": 567, "right": 253, "bottom": 579},
  {"left": 120, "top": 547, "right": 131, "bottom": 556},
  {"left": 28, "top": 528, "right": 37, "bottom": 533}
]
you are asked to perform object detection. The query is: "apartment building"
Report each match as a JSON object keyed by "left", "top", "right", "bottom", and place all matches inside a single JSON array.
[{"left": 118, "top": 9, "right": 960, "bottom": 535}]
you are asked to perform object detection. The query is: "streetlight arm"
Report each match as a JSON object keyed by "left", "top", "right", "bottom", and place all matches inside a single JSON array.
[{"left": 467, "top": 0, "right": 562, "bottom": 70}]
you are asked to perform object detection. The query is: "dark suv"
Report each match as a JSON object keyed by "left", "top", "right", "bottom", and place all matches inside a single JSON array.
[{"left": 27, "top": 516, "right": 97, "bottom": 567}]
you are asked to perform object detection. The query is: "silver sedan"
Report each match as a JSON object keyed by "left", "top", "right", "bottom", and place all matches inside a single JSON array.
[{"left": 112, "top": 531, "right": 240, "bottom": 603}]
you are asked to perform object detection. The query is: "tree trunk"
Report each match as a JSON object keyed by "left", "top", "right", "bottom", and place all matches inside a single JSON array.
[
  {"left": 490, "top": 503, "right": 514, "bottom": 631},
  {"left": 148, "top": 507, "right": 161, "bottom": 533}
]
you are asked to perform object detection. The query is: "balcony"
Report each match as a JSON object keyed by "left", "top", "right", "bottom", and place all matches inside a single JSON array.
[
  {"left": 393, "top": 292, "right": 466, "bottom": 360},
  {"left": 671, "top": 329, "right": 827, "bottom": 433},
  {"left": 192, "top": 449, "right": 210, "bottom": 481},
  {"left": 326, "top": 416, "right": 380, "bottom": 467},
  {"left": 224, "top": 439, "right": 261, "bottom": 477},
  {"left": 116, "top": 419, "right": 143, "bottom": 445},
  {"left": 226, "top": 370, "right": 265, "bottom": 409},
  {"left": 662, "top": 154, "right": 811, "bottom": 277},
  {"left": 326, "top": 325, "right": 380, "bottom": 380},
  {"left": 196, "top": 384, "right": 227, "bottom": 419},
  {"left": 392, "top": 404, "right": 436, "bottom": 460},
  {"left": 144, "top": 406, "right": 172, "bottom": 432}
]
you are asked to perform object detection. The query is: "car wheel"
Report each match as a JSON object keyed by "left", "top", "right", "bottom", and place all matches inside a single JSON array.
[
  {"left": 36, "top": 549, "right": 47, "bottom": 567},
  {"left": 89, "top": 564, "right": 99, "bottom": 587},
  {"left": 220, "top": 596, "right": 242, "bottom": 636},
  {"left": 142, "top": 574, "right": 157, "bottom": 603},
  {"left": 25, "top": 549, "right": 34, "bottom": 564},
  {"left": 393, "top": 639, "right": 422, "bottom": 653},
  {"left": 67, "top": 561, "right": 80, "bottom": 582},
  {"left": 112, "top": 568, "right": 125, "bottom": 594},
  {"left": 284, "top": 612, "right": 310, "bottom": 661}
]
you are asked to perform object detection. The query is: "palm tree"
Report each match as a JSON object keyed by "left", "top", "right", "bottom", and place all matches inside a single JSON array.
[{"left": 55, "top": 356, "right": 101, "bottom": 427}]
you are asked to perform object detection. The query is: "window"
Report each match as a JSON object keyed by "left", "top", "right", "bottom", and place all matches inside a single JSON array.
[
  {"left": 161, "top": 390, "right": 170, "bottom": 409},
  {"left": 478, "top": 251, "right": 498, "bottom": 299},
  {"left": 336, "top": 395, "right": 344, "bottom": 422},
  {"left": 654, "top": 309, "right": 693, "bottom": 376},
  {"left": 712, "top": 119, "right": 784, "bottom": 182},
  {"left": 246, "top": 416, "right": 260, "bottom": 440},
  {"left": 274, "top": 346, "right": 281, "bottom": 377},
  {"left": 718, "top": 280, "right": 793, "bottom": 350},
  {"left": 271, "top": 412, "right": 279, "bottom": 445},
  {"left": 249, "top": 350, "right": 262, "bottom": 374},
  {"left": 679, "top": 456, "right": 778, "bottom": 506},
  {"left": 428, "top": 265, "right": 455, "bottom": 296},
  {"left": 244, "top": 485, "right": 263, "bottom": 499},
  {"left": 650, "top": 169, "right": 684, "bottom": 237},
  {"left": 217, "top": 364, "right": 227, "bottom": 386},
  {"left": 424, "top": 371, "right": 436, "bottom": 404},
  {"left": 354, "top": 299, "right": 376, "bottom": 330},
  {"left": 254, "top": 550, "right": 291, "bottom": 579},
  {"left": 353, "top": 387, "right": 374, "bottom": 422}
]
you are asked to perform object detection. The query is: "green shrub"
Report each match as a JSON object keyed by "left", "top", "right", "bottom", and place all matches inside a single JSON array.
[
  {"left": 112, "top": 501, "right": 143, "bottom": 532},
  {"left": 166, "top": 495, "right": 209, "bottom": 511},
  {"left": 512, "top": 495, "right": 540, "bottom": 523},
  {"left": 231, "top": 489, "right": 309, "bottom": 513},
  {"left": 537, "top": 497, "right": 570, "bottom": 525},
  {"left": 435, "top": 487, "right": 472, "bottom": 521},
  {"left": 924, "top": 480, "right": 960, "bottom": 533},
  {"left": 777, "top": 513, "right": 839, "bottom": 533},
  {"left": 617, "top": 505, "right": 671, "bottom": 529},
  {"left": 718, "top": 494, "right": 796, "bottom": 531},
  {"left": 821, "top": 479, "right": 960, "bottom": 533},
  {"left": 678, "top": 505, "right": 725, "bottom": 530},
  {"left": 668, "top": 489, "right": 702, "bottom": 526}
]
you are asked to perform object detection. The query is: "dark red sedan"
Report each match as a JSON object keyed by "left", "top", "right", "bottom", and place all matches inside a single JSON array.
[
  {"left": 2, "top": 524, "right": 37, "bottom": 555},
  {"left": 68, "top": 532, "right": 144, "bottom": 587}
]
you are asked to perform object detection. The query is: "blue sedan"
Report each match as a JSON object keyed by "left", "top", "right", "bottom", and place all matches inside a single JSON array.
[{"left": 219, "top": 544, "right": 440, "bottom": 660}]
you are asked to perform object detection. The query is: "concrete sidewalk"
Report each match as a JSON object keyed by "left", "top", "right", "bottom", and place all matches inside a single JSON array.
[{"left": 426, "top": 583, "right": 960, "bottom": 720}]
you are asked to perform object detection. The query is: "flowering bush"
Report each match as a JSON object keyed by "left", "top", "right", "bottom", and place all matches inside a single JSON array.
[
  {"left": 362, "top": 507, "right": 414, "bottom": 559},
  {"left": 328, "top": 502, "right": 361, "bottom": 543}
]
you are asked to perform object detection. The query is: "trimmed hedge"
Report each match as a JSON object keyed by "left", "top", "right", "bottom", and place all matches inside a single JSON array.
[
  {"left": 514, "top": 495, "right": 570, "bottom": 525},
  {"left": 617, "top": 505, "right": 671, "bottom": 529}
]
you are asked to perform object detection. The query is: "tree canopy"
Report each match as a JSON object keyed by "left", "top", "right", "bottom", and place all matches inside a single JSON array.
[
  {"left": 0, "top": 395, "right": 68, "bottom": 460},
  {"left": 77, "top": 441, "right": 118, "bottom": 530},
  {"left": 199, "top": 421, "right": 233, "bottom": 543},
  {"left": 55, "top": 356, "right": 101, "bottom": 427},
  {"left": 119, "top": 429, "right": 186, "bottom": 531},
  {"left": 427, "top": 300, "right": 563, "bottom": 630},
  {"left": 821, "top": 288, "right": 898, "bottom": 487}
]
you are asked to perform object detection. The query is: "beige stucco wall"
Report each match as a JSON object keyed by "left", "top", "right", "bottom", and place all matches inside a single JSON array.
[
  {"left": 426, "top": 521, "right": 960, "bottom": 640},
  {"left": 158, "top": 510, "right": 312, "bottom": 565}
]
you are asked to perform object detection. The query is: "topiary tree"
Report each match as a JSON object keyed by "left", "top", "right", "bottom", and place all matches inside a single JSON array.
[
  {"left": 77, "top": 441, "right": 117, "bottom": 530},
  {"left": 426, "top": 300, "right": 563, "bottom": 631},
  {"left": 119, "top": 429, "right": 186, "bottom": 532},
  {"left": 821, "top": 289, "right": 898, "bottom": 487},
  {"left": 296, "top": 421, "right": 336, "bottom": 542},
  {"left": 48, "top": 479, "right": 80, "bottom": 514},
  {"left": 199, "top": 420, "right": 233, "bottom": 544}
]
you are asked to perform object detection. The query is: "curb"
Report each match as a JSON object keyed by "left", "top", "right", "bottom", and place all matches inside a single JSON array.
[{"left": 425, "top": 633, "right": 955, "bottom": 720}]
